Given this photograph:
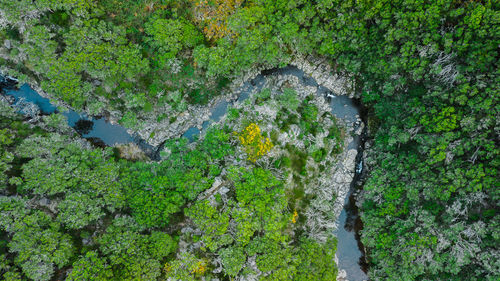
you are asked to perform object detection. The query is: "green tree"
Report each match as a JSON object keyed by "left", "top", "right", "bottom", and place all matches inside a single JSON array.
[{"left": 66, "top": 251, "right": 114, "bottom": 281}]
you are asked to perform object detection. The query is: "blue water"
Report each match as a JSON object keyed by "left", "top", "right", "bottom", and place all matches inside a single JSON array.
[
  {"left": 182, "top": 76, "right": 264, "bottom": 141},
  {"left": 183, "top": 100, "right": 229, "bottom": 141},
  {"left": 182, "top": 127, "right": 201, "bottom": 142},
  {"left": 5, "top": 84, "right": 57, "bottom": 114},
  {"left": 2, "top": 82, "right": 135, "bottom": 146},
  {"left": 335, "top": 207, "right": 367, "bottom": 281},
  {"left": 329, "top": 95, "right": 359, "bottom": 124},
  {"left": 211, "top": 100, "right": 229, "bottom": 122}
]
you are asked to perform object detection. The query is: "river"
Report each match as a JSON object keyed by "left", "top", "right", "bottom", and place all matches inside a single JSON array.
[{"left": 1, "top": 67, "right": 368, "bottom": 280}]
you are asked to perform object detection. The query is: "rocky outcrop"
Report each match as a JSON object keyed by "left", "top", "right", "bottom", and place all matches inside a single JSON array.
[{"left": 291, "top": 55, "right": 357, "bottom": 98}]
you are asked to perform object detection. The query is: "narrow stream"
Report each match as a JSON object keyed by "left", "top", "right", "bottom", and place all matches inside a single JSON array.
[{"left": 1, "top": 67, "right": 368, "bottom": 280}]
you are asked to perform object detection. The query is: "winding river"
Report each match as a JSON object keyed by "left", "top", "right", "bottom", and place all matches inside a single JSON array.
[{"left": 1, "top": 67, "right": 368, "bottom": 281}]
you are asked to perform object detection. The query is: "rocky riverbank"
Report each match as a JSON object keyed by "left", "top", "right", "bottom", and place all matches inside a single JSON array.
[
  {"left": 111, "top": 55, "right": 358, "bottom": 147},
  {"left": 2, "top": 56, "right": 367, "bottom": 280}
]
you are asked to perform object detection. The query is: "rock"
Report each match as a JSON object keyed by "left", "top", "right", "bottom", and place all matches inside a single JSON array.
[
  {"left": 219, "top": 186, "right": 230, "bottom": 195},
  {"left": 2, "top": 94, "right": 15, "bottom": 104},
  {"left": 4, "top": 39, "right": 11, "bottom": 49},
  {"left": 82, "top": 237, "right": 93, "bottom": 246},
  {"left": 343, "top": 149, "right": 358, "bottom": 169},
  {"left": 337, "top": 269, "right": 348, "bottom": 281},
  {"left": 39, "top": 197, "right": 51, "bottom": 206},
  {"left": 355, "top": 122, "right": 365, "bottom": 135},
  {"left": 14, "top": 98, "right": 40, "bottom": 119},
  {"left": 212, "top": 177, "right": 222, "bottom": 189}
]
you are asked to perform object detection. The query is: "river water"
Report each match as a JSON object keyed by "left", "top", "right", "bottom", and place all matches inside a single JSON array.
[{"left": 1, "top": 67, "right": 368, "bottom": 280}]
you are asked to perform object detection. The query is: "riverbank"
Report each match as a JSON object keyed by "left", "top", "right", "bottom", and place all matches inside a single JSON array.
[{"left": 1, "top": 56, "right": 369, "bottom": 280}]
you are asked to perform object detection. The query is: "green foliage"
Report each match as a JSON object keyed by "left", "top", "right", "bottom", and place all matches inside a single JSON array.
[
  {"left": 324, "top": 0, "right": 500, "bottom": 279},
  {"left": 0, "top": 254, "right": 21, "bottom": 281},
  {"left": 97, "top": 217, "right": 177, "bottom": 280},
  {"left": 15, "top": 134, "right": 125, "bottom": 229},
  {"left": 145, "top": 16, "right": 203, "bottom": 59},
  {"left": 245, "top": 237, "right": 296, "bottom": 280},
  {"left": 66, "top": 251, "right": 114, "bottom": 281},
  {"left": 200, "top": 127, "right": 233, "bottom": 160},
  {"left": 164, "top": 252, "right": 209, "bottom": 281},
  {"left": 295, "top": 237, "right": 338, "bottom": 280},
  {"left": 279, "top": 88, "right": 300, "bottom": 111},
  {"left": 7, "top": 211, "right": 74, "bottom": 281},
  {"left": 120, "top": 128, "right": 232, "bottom": 229},
  {"left": 420, "top": 106, "right": 458, "bottom": 133},
  {"left": 218, "top": 246, "right": 246, "bottom": 277},
  {"left": 186, "top": 200, "right": 231, "bottom": 251},
  {"left": 255, "top": 88, "right": 272, "bottom": 104},
  {"left": 119, "top": 111, "right": 140, "bottom": 129},
  {"left": 185, "top": 165, "right": 308, "bottom": 279},
  {"left": 301, "top": 103, "right": 318, "bottom": 123},
  {"left": 0, "top": 104, "right": 37, "bottom": 190},
  {"left": 1, "top": 0, "right": 497, "bottom": 280},
  {"left": 57, "top": 192, "right": 105, "bottom": 229},
  {"left": 121, "top": 150, "right": 213, "bottom": 228}
]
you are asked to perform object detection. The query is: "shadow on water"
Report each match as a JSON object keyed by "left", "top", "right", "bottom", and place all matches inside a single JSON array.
[
  {"left": 74, "top": 119, "right": 94, "bottom": 135},
  {"left": 334, "top": 129, "right": 369, "bottom": 281}
]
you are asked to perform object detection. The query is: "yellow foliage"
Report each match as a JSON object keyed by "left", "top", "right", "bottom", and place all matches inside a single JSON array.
[
  {"left": 292, "top": 210, "right": 298, "bottom": 223},
  {"left": 191, "top": 261, "right": 207, "bottom": 275},
  {"left": 191, "top": 0, "right": 243, "bottom": 40},
  {"left": 164, "top": 262, "right": 172, "bottom": 272},
  {"left": 237, "top": 123, "right": 274, "bottom": 162}
]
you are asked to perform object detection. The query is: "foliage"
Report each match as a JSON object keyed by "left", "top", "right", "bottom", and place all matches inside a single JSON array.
[
  {"left": 218, "top": 246, "right": 246, "bottom": 277},
  {"left": 279, "top": 88, "right": 300, "bottom": 111},
  {"left": 96, "top": 217, "right": 177, "bottom": 280},
  {"left": 184, "top": 166, "right": 320, "bottom": 279},
  {"left": 121, "top": 136, "right": 220, "bottom": 228},
  {"left": 145, "top": 16, "right": 203, "bottom": 59},
  {"left": 66, "top": 251, "right": 114, "bottom": 281},
  {"left": 1, "top": 0, "right": 498, "bottom": 280},
  {"left": 164, "top": 252, "right": 209, "bottom": 281},
  {"left": 236, "top": 123, "right": 274, "bottom": 162},
  {"left": 2, "top": 205, "right": 74, "bottom": 281},
  {"left": 191, "top": 0, "right": 243, "bottom": 40},
  {"left": 295, "top": 237, "right": 338, "bottom": 280}
]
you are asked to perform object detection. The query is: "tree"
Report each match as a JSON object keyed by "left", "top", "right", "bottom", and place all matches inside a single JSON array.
[
  {"left": 164, "top": 252, "right": 210, "bottom": 281},
  {"left": 57, "top": 192, "right": 105, "bottom": 229},
  {"left": 191, "top": 0, "right": 243, "bottom": 40},
  {"left": 7, "top": 211, "right": 74, "bottom": 281},
  {"left": 66, "top": 251, "right": 114, "bottom": 281},
  {"left": 145, "top": 16, "right": 203, "bottom": 58},
  {"left": 236, "top": 123, "right": 274, "bottom": 162},
  {"left": 185, "top": 199, "right": 231, "bottom": 251},
  {"left": 97, "top": 217, "right": 177, "bottom": 280}
]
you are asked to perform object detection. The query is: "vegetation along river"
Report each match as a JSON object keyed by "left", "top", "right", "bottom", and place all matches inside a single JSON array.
[{"left": 1, "top": 66, "right": 369, "bottom": 281}]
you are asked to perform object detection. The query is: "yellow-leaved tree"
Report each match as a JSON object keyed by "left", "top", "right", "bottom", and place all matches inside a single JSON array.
[{"left": 236, "top": 123, "right": 273, "bottom": 162}]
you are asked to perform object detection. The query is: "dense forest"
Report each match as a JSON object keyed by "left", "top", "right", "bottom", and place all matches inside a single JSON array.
[{"left": 0, "top": 0, "right": 498, "bottom": 280}]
